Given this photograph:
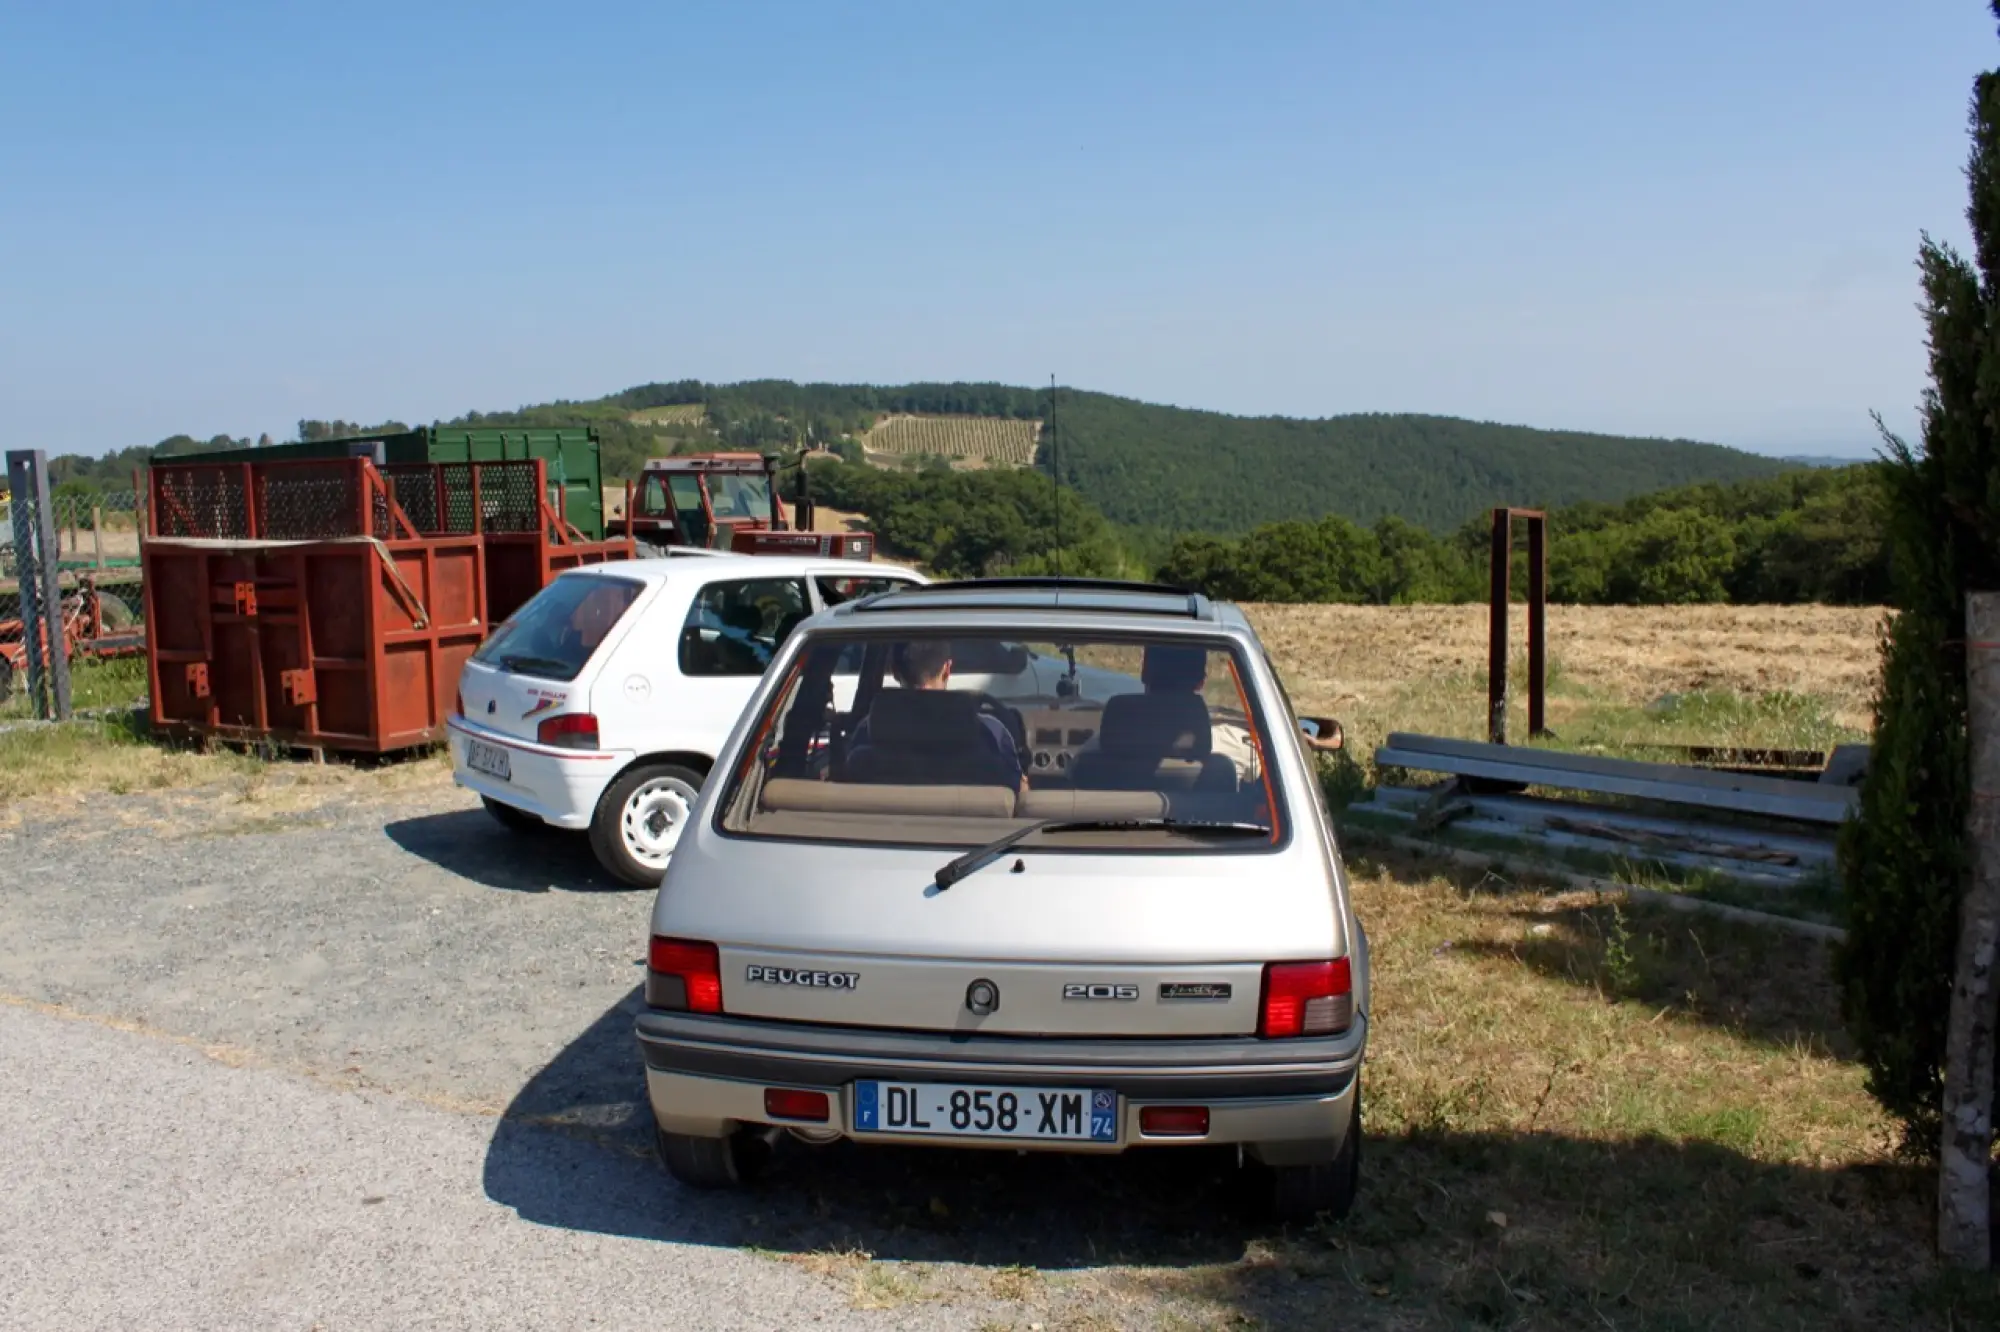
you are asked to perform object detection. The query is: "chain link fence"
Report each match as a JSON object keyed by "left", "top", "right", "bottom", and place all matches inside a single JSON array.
[{"left": 1, "top": 488, "right": 145, "bottom": 639}]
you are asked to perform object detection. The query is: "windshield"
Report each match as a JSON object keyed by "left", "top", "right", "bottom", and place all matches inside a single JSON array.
[
  {"left": 710, "top": 472, "right": 772, "bottom": 521},
  {"left": 471, "top": 575, "right": 644, "bottom": 681},
  {"left": 716, "top": 630, "right": 1285, "bottom": 851}
]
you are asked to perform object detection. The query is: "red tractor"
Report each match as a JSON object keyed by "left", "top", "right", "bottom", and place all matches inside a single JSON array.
[{"left": 610, "top": 452, "right": 876, "bottom": 560}]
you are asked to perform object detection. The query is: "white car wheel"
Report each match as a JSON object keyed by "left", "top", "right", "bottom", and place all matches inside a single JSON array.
[
  {"left": 622, "top": 776, "right": 698, "bottom": 865},
  {"left": 590, "top": 762, "right": 707, "bottom": 888}
]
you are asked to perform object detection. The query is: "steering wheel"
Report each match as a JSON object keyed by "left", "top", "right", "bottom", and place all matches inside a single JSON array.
[{"left": 974, "top": 693, "right": 1030, "bottom": 765}]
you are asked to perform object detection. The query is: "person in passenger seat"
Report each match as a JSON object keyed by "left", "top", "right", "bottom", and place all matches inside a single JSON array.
[
  {"left": 846, "top": 641, "right": 1028, "bottom": 795},
  {"left": 1078, "top": 645, "right": 1263, "bottom": 784}
]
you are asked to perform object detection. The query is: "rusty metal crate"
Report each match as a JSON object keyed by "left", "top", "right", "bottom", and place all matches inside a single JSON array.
[{"left": 143, "top": 458, "right": 487, "bottom": 754}]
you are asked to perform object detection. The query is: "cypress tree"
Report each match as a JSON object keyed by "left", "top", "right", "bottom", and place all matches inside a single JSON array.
[{"left": 1836, "top": 2, "right": 2000, "bottom": 1149}]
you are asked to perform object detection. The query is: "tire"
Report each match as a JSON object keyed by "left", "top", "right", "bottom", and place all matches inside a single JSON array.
[
  {"left": 1265, "top": 1078, "right": 1362, "bottom": 1223},
  {"left": 589, "top": 761, "right": 707, "bottom": 888},
  {"left": 481, "top": 796, "right": 546, "bottom": 833},
  {"left": 93, "top": 592, "right": 136, "bottom": 631},
  {"left": 0, "top": 656, "right": 13, "bottom": 704},
  {"left": 656, "top": 1125, "right": 774, "bottom": 1190}
]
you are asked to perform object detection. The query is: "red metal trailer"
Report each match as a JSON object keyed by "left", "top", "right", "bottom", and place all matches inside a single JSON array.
[
  {"left": 381, "top": 458, "right": 635, "bottom": 624},
  {"left": 141, "top": 455, "right": 636, "bottom": 754},
  {"left": 144, "top": 457, "right": 486, "bottom": 754}
]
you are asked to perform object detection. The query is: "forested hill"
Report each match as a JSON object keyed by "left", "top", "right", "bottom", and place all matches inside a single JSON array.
[
  {"left": 73, "top": 379, "right": 1793, "bottom": 538},
  {"left": 1045, "top": 396, "right": 1790, "bottom": 532},
  {"left": 576, "top": 380, "right": 1792, "bottom": 532}
]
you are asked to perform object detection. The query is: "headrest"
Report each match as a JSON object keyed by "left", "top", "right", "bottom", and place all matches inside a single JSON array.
[
  {"left": 863, "top": 688, "right": 982, "bottom": 751},
  {"left": 1141, "top": 645, "right": 1208, "bottom": 691},
  {"left": 1096, "top": 691, "right": 1212, "bottom": 759}
]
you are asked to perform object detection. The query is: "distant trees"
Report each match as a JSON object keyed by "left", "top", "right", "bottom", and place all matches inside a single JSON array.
[
  {"left": 806, "top": 459, "right": 1136, "bottom": 580},
  {"left": 1151, "top": 466, "right": 1887, "bottom": 607}
]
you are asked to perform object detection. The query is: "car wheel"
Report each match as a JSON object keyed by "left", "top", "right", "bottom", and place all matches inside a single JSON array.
[
  {"left": 590, "top": 762, "right": 706, "bottom": 888},
  {"left": 656, "top": 1125, "right": 774, "bottom": 1189},
  {"left": 481, "top": 796, "right": 546, "bottom": 833},
  {"left": 1265, "top": 1079, "right": 1362, "bottom": 1223}
]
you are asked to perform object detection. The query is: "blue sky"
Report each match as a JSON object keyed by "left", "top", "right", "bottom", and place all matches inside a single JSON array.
[{"left": 2, "top": 1, "right": 1992, "bottom": 458}]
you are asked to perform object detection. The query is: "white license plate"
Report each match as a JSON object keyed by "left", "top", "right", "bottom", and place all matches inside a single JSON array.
[
  {"left": 465, "top": 739, "right": 511, "bottom": 782},
  {"left": 852, "top": 1082, "right": 1117, "bottom": 1143}
]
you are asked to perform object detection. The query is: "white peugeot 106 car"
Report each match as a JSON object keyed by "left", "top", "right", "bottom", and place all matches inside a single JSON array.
[
  {"left": 450, "top": 556, "right": 1157, "bottom": 887},
  {"left": 634, "top": 577, "right": 1366, "bottom": 1219},
  {"left": 449, "top": 555, "right": 928, "bottom": 886}
]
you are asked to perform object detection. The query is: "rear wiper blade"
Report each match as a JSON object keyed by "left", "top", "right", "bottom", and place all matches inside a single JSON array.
[
  {"left": 499, "top": 655, "right": 571, "bottom": 676},
  {"left": 932, "top": 818, "right": 1272, "bottom": 891}
]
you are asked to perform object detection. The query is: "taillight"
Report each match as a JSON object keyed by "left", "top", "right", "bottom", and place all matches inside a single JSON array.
[
  {"left": 537, "top": 712, "right": 599, "bottom": 749},
  {"left": 1258, "top": 959, "right": 1353, "bottom": 1038},
  {"left": 647, "top": 936, "right": 722, "bottom": 1013}
]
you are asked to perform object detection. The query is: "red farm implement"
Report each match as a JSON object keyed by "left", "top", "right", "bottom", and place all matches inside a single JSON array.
[
  {"left": 0, "top": 575, "right": 144, "bottom": 705},
  {"left": 141, "top": 454, "right": 633, "bottom": 754}
]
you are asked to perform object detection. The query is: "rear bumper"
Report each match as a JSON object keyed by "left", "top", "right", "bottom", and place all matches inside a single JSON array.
[
  {"left": 446, "top": 714, "right": 628, "bottom": 830},
  {"left": 634, "top": 1010, "right": 1365, "bottom": 1163}
]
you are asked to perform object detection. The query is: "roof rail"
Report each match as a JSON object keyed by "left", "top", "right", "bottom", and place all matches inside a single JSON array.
[
  {"left": 847, "top": 576, "right": 1214, "bottom": 620},
  {"left": 895, "top": 576, "right": 1197, "bottom": 597}
]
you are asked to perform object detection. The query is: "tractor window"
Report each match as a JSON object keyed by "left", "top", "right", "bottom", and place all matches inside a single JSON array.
[
  {"left": 639, "top": 473, "right": 670, "bottom": 517},
  {"left": 679, "top": 577, "right": 810, "bottom": 677},
  {"left": 711, "top": 472, "right": 773, "bottom": 521},
  {"left": 667, "top": 474, "right": 710, "bottom": 546}
]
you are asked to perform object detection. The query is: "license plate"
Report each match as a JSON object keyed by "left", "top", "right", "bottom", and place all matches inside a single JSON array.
[
  {"left": 852, "top": 1082, "right": 1117, "bottom": 1143},
  {"left": 465, "top": 739, "right": 511, "bottom": 782}
]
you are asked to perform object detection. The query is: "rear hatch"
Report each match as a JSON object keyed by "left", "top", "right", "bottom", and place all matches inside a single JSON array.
[
  {"left": 458, "top": 572, "right": 650, "bottom": 741},
  {"left": 660, "top": 835, "right": 1340, "bottom": 1038}
]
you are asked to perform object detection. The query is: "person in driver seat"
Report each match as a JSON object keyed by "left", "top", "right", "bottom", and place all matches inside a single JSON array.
[
  {"left": 1075, "top": 645, "right": 1263, "bottom": 784},
  {"left": 845, "top": 641, "right": 1028, "bottom": 795}
]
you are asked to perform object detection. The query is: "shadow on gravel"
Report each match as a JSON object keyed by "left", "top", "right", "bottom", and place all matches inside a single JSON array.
[
  {"left": 476, "top": 995, "right": 1996, "bottom": 1329},
  {"left": 481, "top": 988, "right": 1259, "bottom": 1269},
  {"left": 383, "top": 809, "right": 617, "bottom": 893}
]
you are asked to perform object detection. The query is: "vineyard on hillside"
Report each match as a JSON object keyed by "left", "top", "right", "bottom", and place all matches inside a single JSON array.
[
  {"left": 862, "top": 414, "right": 1040, "bottom": 466},
  {"left": 628, "top": 404, "right": 708, "bottom": 425}
]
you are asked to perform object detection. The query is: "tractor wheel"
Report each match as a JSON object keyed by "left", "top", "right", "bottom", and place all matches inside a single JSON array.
[
  {"left": 0, "top": 656, "right": 13, "bottom": 705},
  {"left": 93, "top": 592, "right": 136, "bottom": 631}
]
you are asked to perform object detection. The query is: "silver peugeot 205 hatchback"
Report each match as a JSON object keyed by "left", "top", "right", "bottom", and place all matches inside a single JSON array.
[{"left": 634, "top": 578, "right": 1368, "bottom": 1219}]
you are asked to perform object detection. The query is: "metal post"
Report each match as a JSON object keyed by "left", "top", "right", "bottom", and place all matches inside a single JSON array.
[
  {"left": 1488, "top": 507, "right": 1510, "bottom": 744},
  {"left": 1943, "top": 591, "right": 2000, "bottom": 1269},
  {"left": 7, "top": 449, "right": 71, "bottom": 720},
  {"left": 1527, "top": 513, "right": 1548, "bottom": 737}
]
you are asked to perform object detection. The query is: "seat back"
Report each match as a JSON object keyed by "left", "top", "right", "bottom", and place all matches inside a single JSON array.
[
  {"left": 1071, "top": 691, "right": 1237, "bottom": 793},
  {"left": 845, "top": 689, "right": 1020, "bottom": 788}
]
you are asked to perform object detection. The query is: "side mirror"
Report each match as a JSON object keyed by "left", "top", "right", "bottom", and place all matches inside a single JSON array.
[{"left": 1298, "top": 717, "right": 1345, "bottom": 752}]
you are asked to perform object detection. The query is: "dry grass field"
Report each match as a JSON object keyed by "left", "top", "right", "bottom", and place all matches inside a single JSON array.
[{"left": 1247, "top": 602, "right": 1887, "bottom": 761}]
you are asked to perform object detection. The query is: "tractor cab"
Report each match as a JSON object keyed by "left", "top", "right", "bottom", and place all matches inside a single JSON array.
[{"left": 618, "top": 452, "right": 875, "bottom": 561}]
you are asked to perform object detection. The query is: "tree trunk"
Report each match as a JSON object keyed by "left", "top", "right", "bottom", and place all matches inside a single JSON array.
[{"left": 1942, "top": 591, "right": 2000, "bottom": 1268}]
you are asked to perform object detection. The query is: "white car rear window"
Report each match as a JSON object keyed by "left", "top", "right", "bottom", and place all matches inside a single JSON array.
[{"left": 472, "top": 576, "right": 645, "bottom": 682}]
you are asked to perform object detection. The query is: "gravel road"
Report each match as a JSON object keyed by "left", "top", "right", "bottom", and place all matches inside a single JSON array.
[{"left": 0, "top": 771, "right": 1283, "bottom": 1330}]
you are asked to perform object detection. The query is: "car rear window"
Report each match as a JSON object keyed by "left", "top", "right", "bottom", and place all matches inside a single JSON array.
[
  {"left": 716, "top": 630, "right": 1287, "bottom": 852},
  {"left": 472, "top": 575, "right": 645, "bottom": 681}
]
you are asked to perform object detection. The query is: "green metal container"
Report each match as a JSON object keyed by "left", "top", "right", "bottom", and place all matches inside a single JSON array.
[{"left": 153, "top": 427, "right": 607, "bottom": 539}]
